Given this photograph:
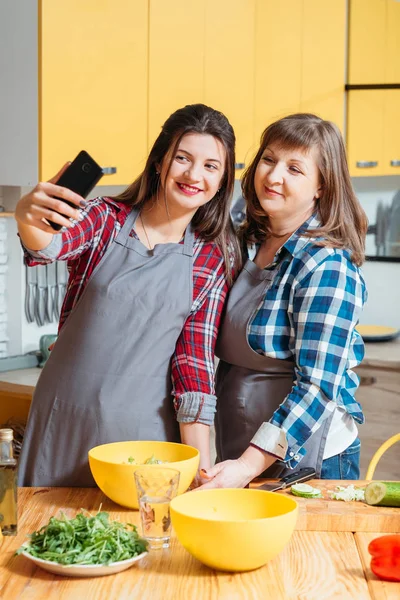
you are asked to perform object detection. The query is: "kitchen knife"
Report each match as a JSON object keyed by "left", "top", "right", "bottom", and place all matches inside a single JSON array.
[{"left": 257, "top": 467, "right": 316, "bottom": 492}]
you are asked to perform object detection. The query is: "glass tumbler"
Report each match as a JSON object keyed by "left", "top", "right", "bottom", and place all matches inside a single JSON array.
[{"left": 134, "top": 467, "right": 180, "bottom": 549}]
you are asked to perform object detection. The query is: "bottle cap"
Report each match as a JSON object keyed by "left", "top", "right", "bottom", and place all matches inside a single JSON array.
[{"left": 0, "top": 428, "right": 13, "bottom": 441}]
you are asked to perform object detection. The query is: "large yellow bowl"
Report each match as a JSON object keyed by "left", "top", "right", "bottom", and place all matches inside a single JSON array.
[
  {"left": 88, "top": 441, "right": 199, "bottom": 509},
  {"left": 170, "top": 488, "right": 298, "bottom": 571}
]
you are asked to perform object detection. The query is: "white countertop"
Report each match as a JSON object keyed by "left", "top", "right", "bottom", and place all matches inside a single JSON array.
[{"left": 0, "top": 367, "right": 41, "bottom": 388}]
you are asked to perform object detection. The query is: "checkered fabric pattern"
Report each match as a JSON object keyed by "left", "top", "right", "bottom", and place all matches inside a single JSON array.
[{"left": 248, "top": 215, "right": 367, "bottom": 467}]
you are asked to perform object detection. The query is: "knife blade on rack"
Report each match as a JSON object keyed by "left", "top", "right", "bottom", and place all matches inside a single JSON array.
[{"left": 257, "top": 467, "right": 316, "bottom": 492}]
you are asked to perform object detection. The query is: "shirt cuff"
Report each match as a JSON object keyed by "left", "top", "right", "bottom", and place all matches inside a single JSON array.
[
  {"left": 250, "top": 422, "right": 288, "bottom": 460},
  {"left": 21, "top": 234, "right": 62, "bottom": 260},
  {"left": 175, "top": 392, "right": 216, "bottom": 426},
  {"left": 251, "top": 422, "right": 306, "bottom": 468}
]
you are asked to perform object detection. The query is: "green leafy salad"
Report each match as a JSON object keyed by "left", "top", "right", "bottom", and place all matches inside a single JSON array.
[
  {"left": 16, "top": 511, "right": 148, "bottom": 565},
  {"left": 124, "top": 454, "right": 166, "bottom": 465}
]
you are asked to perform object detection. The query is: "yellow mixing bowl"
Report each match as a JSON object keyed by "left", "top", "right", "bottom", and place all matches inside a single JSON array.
[
  {"left": 170, "top": 488, "right": 298, "bottom": 571},
  {"left": 88, "top": 441, "right": 199, "bottom": 509}
]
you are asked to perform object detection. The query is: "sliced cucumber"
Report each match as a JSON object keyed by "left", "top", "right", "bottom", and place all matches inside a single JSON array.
[
  {"left": 291, "top": 483, "right": 322, "bottom": 498},
  {"left": 365, "top": 482, "right": 400, "bottom": 507}
]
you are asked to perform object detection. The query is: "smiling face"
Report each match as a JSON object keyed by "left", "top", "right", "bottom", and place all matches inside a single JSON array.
[
  {"left": 254, "top": 142, "right": 322, "bottom": 227},
  {"left": 158, "top": 133, "right": 226, "bottom": 217}
]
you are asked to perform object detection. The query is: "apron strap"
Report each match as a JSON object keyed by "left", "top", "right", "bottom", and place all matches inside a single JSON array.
[
  {"left": 182, "top": 221, "right": 195, "bottom": 256},
  {"left": 115, "top": 205, "right": 195, "bottom": 256},
  {"left": 115, "top": 207, "right": 140, "bottom": 246}
]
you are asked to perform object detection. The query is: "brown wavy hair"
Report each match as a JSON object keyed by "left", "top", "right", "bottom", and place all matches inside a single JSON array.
[
  {"left": 241, "top": 113, "right": 368, "bottom": 265},
  {"left": 112, "top": 104, "right": 241, "bottom": 282}
]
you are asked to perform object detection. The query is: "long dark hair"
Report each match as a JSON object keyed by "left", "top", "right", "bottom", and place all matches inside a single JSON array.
[
  {"left": 113, "top": 104, "right": 241, "bottom": 282},
  {"left": 241, "top": 113, "right": 368, "bottom": 265}
]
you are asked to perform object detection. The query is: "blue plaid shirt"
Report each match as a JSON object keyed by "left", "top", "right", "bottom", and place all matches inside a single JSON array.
[{"left": 248, "top": 215, "right": 367, "bottom": 468}]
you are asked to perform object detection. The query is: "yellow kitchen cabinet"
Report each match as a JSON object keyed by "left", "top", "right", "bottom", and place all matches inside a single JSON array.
[
  {"left": 301, "top": 0, "right": 346, "bottom": 130},
  {"left": 348, "top": 0, "right": 386, "bottom": 85},
  {"left": 386, "top": 0, "right": 400, "bottom": 83},
  {"left": 204, "top": 0, "right": 255, "bottom": 171},
  {"left": 0, "top": 1, "right": 148, "bottom": 187},
  {"left": 383, "top": 90, "right": 400, "bottom": 175},
  {"left": 255, "top": 0, "right": 346, "bottom": 143},
  {"left": 149, "top": 0, "right": 256, "bottom": 173},
  {"left": 347, "top": 90, "right": 385, "bottom": 176},
  {"left": 40, "top": 0, "right": 148, "bottom": 185},
  {"left": 347, "top": 89, "right": 400, "bottom": 177},
  {"left": 148, "top": 0, "right": 205, "bottom": 148},
  {"left": 254, "top": 0, "right": 302, "bottom": 141},
  {"left": 348, "top": 0, "right": 400, "bottom": 84}
]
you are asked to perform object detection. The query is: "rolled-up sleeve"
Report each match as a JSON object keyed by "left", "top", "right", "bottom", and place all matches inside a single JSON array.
[
  {"left": 21, "top": 235, "right": 63, "bottom": 264},
  {"left": 176, "top": 392, "right": 217, "bottom": 426}
]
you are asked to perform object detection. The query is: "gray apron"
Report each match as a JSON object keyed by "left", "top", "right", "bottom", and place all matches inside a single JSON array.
[
  {"left": 215, "top": 258, "right": 332, "bottom": 478},
  {"left": 18, "top": 207, "right": 194, "bottom": 487}
]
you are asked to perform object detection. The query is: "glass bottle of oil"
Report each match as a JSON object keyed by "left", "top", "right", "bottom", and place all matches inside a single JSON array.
[{"left": 0, "top": 428, "right": 17, "bottom": 535}]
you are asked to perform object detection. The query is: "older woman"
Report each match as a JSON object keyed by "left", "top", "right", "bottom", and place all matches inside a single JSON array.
[{"left": 199, "top": 113, "right": 368, "bottom": 489}]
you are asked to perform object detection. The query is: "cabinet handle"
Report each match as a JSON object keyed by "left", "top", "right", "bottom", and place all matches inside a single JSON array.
[
  {"left": 235, "top": 163, "right": 246, "bottom": 170},
  {"left": 356, "top": 161, "right": 378, "bottom": 168},
  {"left": 101, "top": 167, "right": 117, "bottom": 175},
  {"left": 390, "top": 160, "right": 400, "bottom": 167}
]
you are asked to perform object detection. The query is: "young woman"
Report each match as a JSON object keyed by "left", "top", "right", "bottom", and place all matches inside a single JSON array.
[
  {"left": 16, "top": 104, "right": 240, "bottom": 487},
  {"left": 198, "top": 113, "right": 368, "bottom": 489}
]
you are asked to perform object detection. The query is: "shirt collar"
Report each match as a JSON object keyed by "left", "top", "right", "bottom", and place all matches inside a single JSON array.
[
  {"left": 282, "top": 213, "right": 321, "bottom": 257},
  {"left": 247, "top": 213, "right": 321, "bottom": 261}
]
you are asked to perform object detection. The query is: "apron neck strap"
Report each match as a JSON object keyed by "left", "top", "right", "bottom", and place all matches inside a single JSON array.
[
  {"left": 116, "top": 206, "right": 140, "bottom": 245},
  {"left": 182, "top": 220, "right": 195, "bottom": 256},
  {"left": 117, "top": 206, "right": 194, "bottom": 256}
]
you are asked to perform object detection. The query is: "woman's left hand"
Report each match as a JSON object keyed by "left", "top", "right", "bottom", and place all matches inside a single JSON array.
[{"left": 194, "top": 457, "right": 255, "bottom": 490}]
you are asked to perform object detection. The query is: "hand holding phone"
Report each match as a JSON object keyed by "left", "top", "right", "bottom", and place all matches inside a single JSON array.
[{"left": 47, "top": 151, "right": 104, "bottom": 230}]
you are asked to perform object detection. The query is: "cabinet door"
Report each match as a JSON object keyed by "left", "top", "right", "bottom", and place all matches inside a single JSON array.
[
  {"left": 347, "top": 91, "right": 384, "bottom": 176},
  {"left": 383, "top": 90, "right": 400, "bottom": 175},
  {"left": 40, "top": 0, "right": 148, "bottom": 185},
  {"left": 204, "top": 0, "right": 255, "bottom": 173},
  {"left": 148, "top": 0, "right": 205, "bottom": 148},
  {"left": 348, "top": 0, "right": 386, "bottom": 84},
  {"left": 301, "top": 0, "right": 346, "bottom": 130},
  {"left": 386, "top": 0, "right": 400, "bottom": 84},
  {"left": 254, "top": 0, "right": 302, "bottom": 143}
]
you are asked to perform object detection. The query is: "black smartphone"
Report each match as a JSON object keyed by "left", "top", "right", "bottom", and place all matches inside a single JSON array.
[{"left": 48, "top": 150, "right": 104, "bottom": 231}]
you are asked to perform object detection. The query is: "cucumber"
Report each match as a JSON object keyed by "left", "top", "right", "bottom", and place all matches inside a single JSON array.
[
  {"left": 364, "top": 482, "right": 400, "bottom": 507},
  {"left": 291, "top": 483, "right": 322, "bottom": 498}
]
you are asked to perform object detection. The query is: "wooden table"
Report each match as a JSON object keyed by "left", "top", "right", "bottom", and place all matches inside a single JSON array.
[{"left": 1, "top": 485, "right": 399, "bottom": 599}]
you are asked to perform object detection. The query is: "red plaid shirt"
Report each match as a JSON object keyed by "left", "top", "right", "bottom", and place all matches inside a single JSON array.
[{"left": 24, "top": 197, "right": 229, "bottom": 411}]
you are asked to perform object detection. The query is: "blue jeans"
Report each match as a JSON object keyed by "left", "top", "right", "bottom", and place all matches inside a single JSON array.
[{"left": 320, "top": 437, "right": 361, "bottom": 480}]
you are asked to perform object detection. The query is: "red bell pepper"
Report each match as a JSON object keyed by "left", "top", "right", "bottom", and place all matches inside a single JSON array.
[{"left": 368, "top": 535, "right": 400, "bottom": 582}]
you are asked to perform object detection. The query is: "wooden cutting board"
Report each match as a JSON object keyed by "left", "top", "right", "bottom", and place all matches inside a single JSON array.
[{"left": 253, "top": 479, "right": 400, "bottom": 533}]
